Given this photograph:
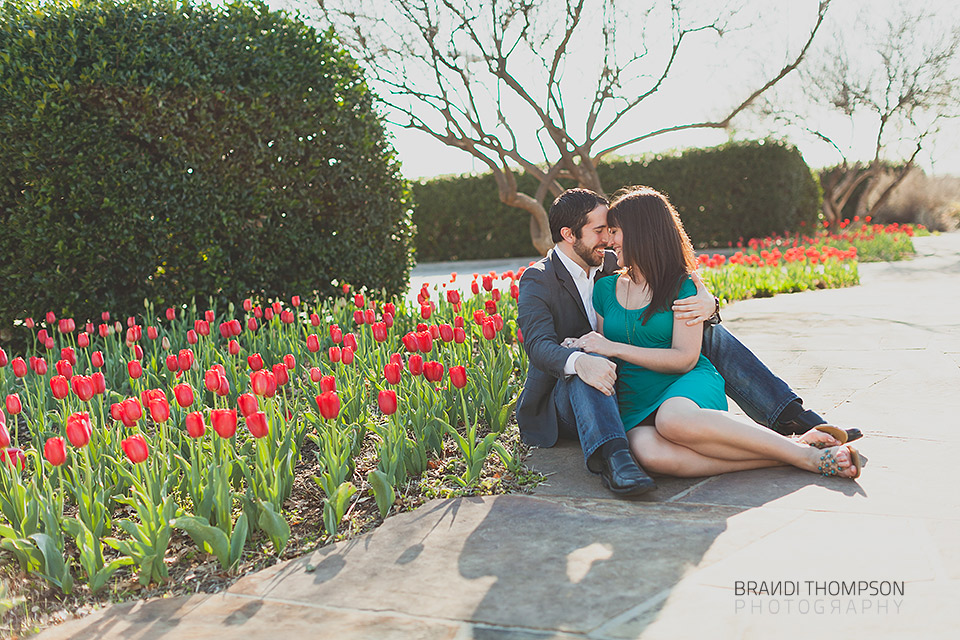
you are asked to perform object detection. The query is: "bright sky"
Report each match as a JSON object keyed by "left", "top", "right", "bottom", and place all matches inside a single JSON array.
[{"left": 257, "top": 0, "right": 960, "bottom": 179}]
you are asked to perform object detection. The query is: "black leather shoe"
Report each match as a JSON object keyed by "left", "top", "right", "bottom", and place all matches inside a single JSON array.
[
  {"left": 776, "top": 410, "right": 862, "bottom": 444},
  {"left": 599, "top": 449, "right": 657, "bottom": 496}
]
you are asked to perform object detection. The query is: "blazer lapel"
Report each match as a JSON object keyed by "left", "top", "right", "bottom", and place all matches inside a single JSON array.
[{"left": 550, "top": 249, "right": 590, "bottom": 324}]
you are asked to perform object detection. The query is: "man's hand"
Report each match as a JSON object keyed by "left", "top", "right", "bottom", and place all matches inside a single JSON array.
[
  {"left": 574, "top": 354, "right": 617, "bottom": 396},
  {"left": 570, "top": 331, "right": 616, "bottom": 357},
  {"left": 671, "top": 271, "right": 716, "bottom": 326}
]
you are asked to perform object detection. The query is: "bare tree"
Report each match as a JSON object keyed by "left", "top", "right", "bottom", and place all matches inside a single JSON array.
[
  {"left": 316, "top": 0, "right": 831, "bottom": 254},
  {"left": 767, "top": 7, "right": 960, "bottom": 222}
]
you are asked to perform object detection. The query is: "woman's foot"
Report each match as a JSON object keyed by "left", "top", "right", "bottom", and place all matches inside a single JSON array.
[{"left": 804, "top": 445, "right": 860, "bottom": 478}]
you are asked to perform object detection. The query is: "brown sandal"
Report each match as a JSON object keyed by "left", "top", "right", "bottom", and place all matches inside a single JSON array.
[{"left": 809, "top": 425, "right": 848, "bottom": 449}]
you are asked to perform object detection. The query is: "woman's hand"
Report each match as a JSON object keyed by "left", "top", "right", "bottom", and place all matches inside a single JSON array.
[
  {"left": 569, "top": 331, "right": 617, "bottom": 357},
  {"left": 672, "top": 272, "right": 716, "bottom": 326}
]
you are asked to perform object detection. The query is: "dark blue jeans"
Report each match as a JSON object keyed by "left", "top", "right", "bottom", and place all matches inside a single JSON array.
[
  {"left": 554, "top": 375, "right": 625, "bottom": 473},
  {"left": 555, "top": 323, "right": 800, "bottom": 471},
  {"left": 701, "top": 323, "right": 800, "bottom": 428}
]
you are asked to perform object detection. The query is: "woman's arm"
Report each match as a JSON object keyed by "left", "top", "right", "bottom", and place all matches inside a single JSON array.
[{"left": 578, "top": 312, "right": 702, "bottom": 374}]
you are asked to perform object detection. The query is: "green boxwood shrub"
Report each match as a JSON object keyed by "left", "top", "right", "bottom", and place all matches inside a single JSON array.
[
  {"left": 412, "top": 140, "right": 820, "bottom": 261},
  {"left": 0, "top": 0, "right": 413, "bottom": 337}
]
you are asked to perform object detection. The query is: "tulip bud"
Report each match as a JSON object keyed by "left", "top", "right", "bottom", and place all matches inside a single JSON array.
[
  {"left": 439, "top": 324, "right": 454, "bottom": 342},
  {"left": 371, "top": 322, "right": 388, "bottom": 342},
  {"left": 121, "top": 435, "right": 149, "bottom": 463},
  {"left": 228, "top": 339, "right": 240, "bottom": 355},
  {"left": 44, "top": 437, "right": 67, "bottom": 466},
  {"left": 364, "top": 308, "right": 376, "bottom": 324},
  {"left": 205, "top": 310, "right": 215, "bottom": 323},
  {"left": 316, "top": 391, "right": 340, "bottom": 420},
  {"left": 354, "top": 293, "right": 364, "bottom": 308},
  {"left": 185, "top": 411, "right": 205, "bottom": 438},
  {"left": 166, "top": 307, "right": 177, "bottom": 321},
  {"left": 243, "top": 298, "right": 253, "bottom": 312},
  {"left": 91, "top": 372, "right": 106, "bottom": 395},
  {"left": 377, "top": 389, "right": 398, "bottom": 416},
  {"left": 247, "top": 317, "right": 259, "bottom": 332},
  {"left": 449, "top": 365, "right": 467, "bottom": 389}
]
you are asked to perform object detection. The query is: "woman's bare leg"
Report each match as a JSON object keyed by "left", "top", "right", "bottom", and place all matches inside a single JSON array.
[
  {"left": 628, "top": 426, "right": 785, "bottom": 478},
  {"left": 653, "top": 397, "right": 857, "bottom": 477}
]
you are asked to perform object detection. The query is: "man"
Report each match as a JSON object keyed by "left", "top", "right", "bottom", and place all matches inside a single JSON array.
[{"left": 516, "top": 188, "right": 861, "bottom": 496}]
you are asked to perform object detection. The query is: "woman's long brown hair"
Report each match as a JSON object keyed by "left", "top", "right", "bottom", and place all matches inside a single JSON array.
[{"left": 608, "top": 186, "right": 697, "bottom": 325}]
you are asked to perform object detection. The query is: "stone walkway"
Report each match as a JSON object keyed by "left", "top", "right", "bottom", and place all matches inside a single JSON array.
[{"left": 39, "top": 234, "right": 960, "bottom": 639}]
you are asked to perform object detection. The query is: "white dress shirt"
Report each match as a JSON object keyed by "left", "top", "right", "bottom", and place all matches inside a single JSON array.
[{"left": 553, "top": 245, "right": 600, "bottom": 376}]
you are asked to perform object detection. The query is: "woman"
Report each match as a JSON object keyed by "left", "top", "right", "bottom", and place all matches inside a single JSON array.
[{"left": 572, "top": 186, "right": 863, "bottom": 479}]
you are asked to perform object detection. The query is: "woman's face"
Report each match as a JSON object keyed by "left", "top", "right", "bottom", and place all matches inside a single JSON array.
[{"left": 608, "top": 225, "right": 624, "bottom": 267}]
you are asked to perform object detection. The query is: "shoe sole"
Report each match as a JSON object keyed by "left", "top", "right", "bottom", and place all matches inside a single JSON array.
[{"left": 602, "top": 475, "right": 658, "bottom": 496}]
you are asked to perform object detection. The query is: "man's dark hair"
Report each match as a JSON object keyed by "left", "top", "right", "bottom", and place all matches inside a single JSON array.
[{"left": 548, "top": 188, "right": 609, "bottom": 243}]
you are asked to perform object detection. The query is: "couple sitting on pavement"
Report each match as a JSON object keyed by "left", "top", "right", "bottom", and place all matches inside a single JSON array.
[{"left": 516, "top": 186, "right": 864, "bottom": 496}]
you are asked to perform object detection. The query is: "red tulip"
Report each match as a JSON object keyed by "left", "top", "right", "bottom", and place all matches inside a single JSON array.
[
  {"left": 449, "top": 365, "right": 467, "bottom": 389},
  {"left": 328, "top": 346, "right": 341, "bottom": 363},
  {"left": 204, "top": 368, "right": 221, "bottom": 392},
  {"left": 416, "top": 331, "right": 433, "bottom": 353},
  {"left": 364, "top": 308, "right": 376, "bottom": 324},
  {"left": 216, "top": 375, "right": 230, "bottom": 397},
  {"left": 44, "top": 437, "right": 67, "bottom": 466},
  {"left": 471, "top": 280, "right": 480, "bottom": 295},
  {"left": 316, "top": 392, "right": 340, "bottom": 420},
  {"left": 0, "top": 348, "right": 6, "bottom": 368},
  {"left": 482, "top": 274, "right": 494, "bottom": 291},
  {"left": 254, "top": 305, "right": 263, "bottom": 318},
  {"left": 446, "top": 290, "right": 461, "bottom": 305},
  {"left": 219, "top": 322, "right": 232, "bottom": 339},
  {"left": 147, "top": 326, "right": 158, "bottom": 340},
  {"left": 97, "top": 323, "right": 109, "bottom": 338},
  {"left": 320, "top": 375, "right": 336, "bottom": 393},
  {"left": 420, "top": 303, "right": 433, "bottom": 319},
  {"left": 238, "top": 393, "right": 259, "bottom": 417},
  {"left": 121, "top": 435, "right": 149, "bottom": 463},
  {"left": 310, "top": 313, "right": 321, "bottom": 327},
  {"left": 283, "top": 354, "right": 296, "bottom": 370},
  {"left": 438, "top": 324, "right": 454, "bottom": 343},
  {"left": 32, "top": 357, "right": 48, "bottom": 375},
  {"left": 247, "top": 317, "right": 259, "bottom": 333},
  {"left": 211, "top": 409, "right": 238, "bottom": 438},
  {"left": 125, "top": 360, "right": 141, "bottom": 379},
  {"left": 121, "top": 398, "right": 143, "bottom": 425},
  {"left": 5, "top": 394, "right": 21, "bottom": 416},
  {"left": 384, "top": 362, "right": 401, "bottom": 385},
  {"left": 250, "top": 370, "right": 277, "bottom": 397},
  {"left": 271, "top": 302, "right": 282, "bottom": 315},
  {"left": 341, "top": 346, "right": 355, "bottom": 365},
  {"left": 454, "top": 327, "right": 467, "bottom": 344},
  {"left": 228, "top": 339, "right": 240, "bottom": 355},
  {"left": 383, "top": 302, "right": 396, "bottom": 316},
  {"left": 91, "top": 372, "right": 106, "bottom": 395},
  {"left": 148, "top": 399, "right": 170, "bottom": 423},
  {"left": 408, "top": 354, "right": 424, "bottom": 376},
  {"left": 174, "top": 384, "right": 195, "bottom": 408},
  {"left": 383, "top": 312, "right": 394, "bottom": 328},
  {"left": 44, "top": 337, "right": 55, "bottom": 350},
  {"left": 343, "top": 333, "right": 358, "bottom": 351},
  {"left": 66, "top": 411, "right": 92, "bottom": 447},
  {"left": 377, "top": 389, "right": 398, "bottom": 416},
  {"left": 423, "top": 360, "right": 445, "bottom": 383},
  {"left": 1, "top": 448, "right": 25, "bottom": 471},
  {"left": 229, "top": 319, "right": 242, "bottom": 336},
  {"left": 291, "top": 295, "right": 301, "bottom": 308},
  {"left": 280, "top": 310, "right": 295, "bottom": 324},
  {"left": 247, "top": 353, "right": 264, "bottom": 371},
  {"left": 56, "top": 359, "right": 73, "bottom": 379},
  {"left": 58, "top": 317, "right": 76, "bottom": 333},
  {"left": 353, "top": 309, "right": 365, "bottom": 325},
  {"left": 92, "top": 351, "right": 105, "bottom": 368},
  {"left": 371, "top": 321, "right": 388, "bottom": 342},
  {"left": 428, "top": 324, "right": 440, "bottom": 339},
  {"left": 49, "top": 375, "right": 69, "bottom": 400},
  {"left": 24, "top": 317, "right": 36, "bottom": 328},
  {"left": 306, "top": 334, "right": 320, "bottom": 353},
  {"left": 178, "top": 349, "right": 195, "bottom": 372},
  {"left": 473, "top": 309, "right": 485, "bottom": 325},
  {"left": 246, "top": 412, "right": 269, "bottom": 438},
  {"left": 185, "top": 411, "right": 205, "bottom": 438},
  {"left": 482, "top": 319, "right": 497, "bottom": 340},
  {"left": 11, "top": 357, "right": 27, "bottom": 378},
  {"left": 310, "top": 367, "right": 323, "bottom": 382},
  {"left": 485, "top": 300, "right": 497, "bottom": 315},
  {"left": 243, "top": 299, "right": 253, "bottom": 312},
  {"left": 77, "top": 333, "right": 90, "bottom": 348},
  {"left": 110, "top": 403, "right": 124, "bottom": 422},
  {"left": 272, "top": 363, "right": 289, "bottom": 386},
  {"left": 71, "top": 375, "right": 95, "bottom": 402},
  {"left": 187, "top": 329, "right": 198, "bottom": 344},
  {"left": 402, "top": 332, "right": 418, "bottom": 352},
  {"left": 329, "top": 324, "right": 342, "bottom": 343},
  {"left": 354, "top": 293, "right": 364, "bottom": 308},
  {"left": 166, "top": 307, "right": 176, "bottom": 321},
  {"left": 133, "top": 345, "right": 144, "bottom": 361},
  {"left": 390, "top": 352, "right": 403, "bottom": 366},
  {"left": 510, "top": 283, "right": 520, "bottom": 299},
  {"left": 0, "top": 422, "right": 9, "bottom": 448}
]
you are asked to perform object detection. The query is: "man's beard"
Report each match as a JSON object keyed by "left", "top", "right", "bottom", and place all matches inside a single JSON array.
[{"left": 573, "top": 237, "right": 605, "bottom": 267}]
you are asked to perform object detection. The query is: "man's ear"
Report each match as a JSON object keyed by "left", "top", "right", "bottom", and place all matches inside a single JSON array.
[{"left": 559, "top": 226, "right": 576, "bottom": 244}]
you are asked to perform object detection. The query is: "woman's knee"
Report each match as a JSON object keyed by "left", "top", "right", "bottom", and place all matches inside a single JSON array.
[
  {"left": 655, "top": 398, "right": 701, "bottom": 443},
  {"left": 630, "top": 428, "right": 680, "bottom": 475}
]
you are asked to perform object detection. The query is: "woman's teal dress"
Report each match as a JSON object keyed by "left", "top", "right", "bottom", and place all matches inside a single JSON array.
[{"left": 592, "top": 275, "right": 727, "bottom": 430}]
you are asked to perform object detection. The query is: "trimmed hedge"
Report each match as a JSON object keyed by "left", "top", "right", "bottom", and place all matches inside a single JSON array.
[
  {"left": 0, "top": 0, "right": 413, "bottom": 336},
  {"left": 412, "top": 140, "right": 820, "bottom": 261}
]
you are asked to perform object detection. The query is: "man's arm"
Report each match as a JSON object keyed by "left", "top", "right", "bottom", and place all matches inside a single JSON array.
[{"left": 671, "top": 271, "right": 719, "bottom": 325}]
